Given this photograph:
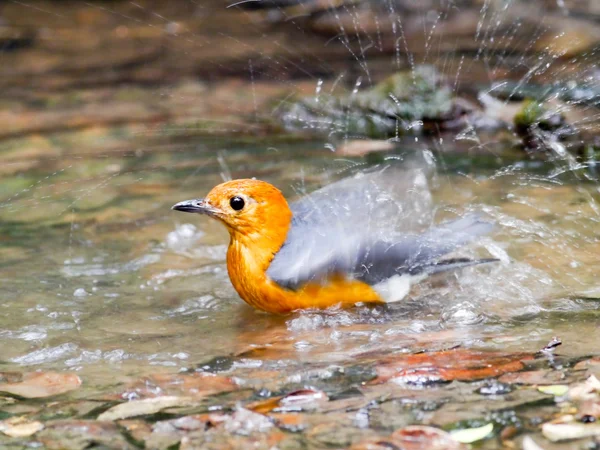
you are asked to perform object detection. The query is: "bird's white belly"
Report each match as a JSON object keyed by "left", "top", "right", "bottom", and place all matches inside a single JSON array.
[{"left": 373, "top": 273, "right": 428, "bottom": 303}]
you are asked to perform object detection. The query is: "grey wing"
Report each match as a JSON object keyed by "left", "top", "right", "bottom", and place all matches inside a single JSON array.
[
  {"left": 267, "top": 209, "right": 494, "bottom": 290},
  {"left": 290, "top": 158, "right": 435, "bottom": 235},
  {"left": 267, "top": 161, "right": 433, "bottom": 289}
]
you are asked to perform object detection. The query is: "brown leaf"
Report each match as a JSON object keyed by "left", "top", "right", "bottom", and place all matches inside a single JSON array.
[
  {"left": 0, "top": 372, "right": 81, "bottom": 399},
  {"left": 247, "top": 396, "right": 282, "bottom": 414},
  {"left": 270, "top": 413, "right": 306, "bottom": 432},
  {"left": 247, "top": 389, "right": 328, "bottom": 414},
  {"left": 372, "top": 349, "right": 533, "bottom": 384},
  {"left": 391, "top": 425, "right": 466, "bottom": 450},
  {"left": 499, "top": 425, "right": 518, "bottom": 442}
]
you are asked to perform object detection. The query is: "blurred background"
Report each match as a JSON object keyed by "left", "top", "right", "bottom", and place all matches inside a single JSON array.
[{"left": 1, "top": 0, "right": 599, "bottom": 149}]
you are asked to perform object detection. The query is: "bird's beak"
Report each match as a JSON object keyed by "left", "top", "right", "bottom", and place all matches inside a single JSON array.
[{"left": 171, "top": 199, "right": 221, "bottom": 216}]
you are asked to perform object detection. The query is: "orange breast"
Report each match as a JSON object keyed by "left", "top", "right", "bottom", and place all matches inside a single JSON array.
[
  {"left": 229, "top": 261, "right": 383, "bottom": 314},
  {"left": 226, "top": 244, "right": 383, "bottom": 313}
]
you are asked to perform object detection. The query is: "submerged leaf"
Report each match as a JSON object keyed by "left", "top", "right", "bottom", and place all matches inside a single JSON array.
[
  {"left": 0, "top": 372, "right": 81, "bottom": 399},
  {"left": 450, "top": 423, "right": 494, "bottom": 443},
  {"left": 538, "top": 385, "right": 569, "bottom": 396},
  {"left": 372, "top": 349, "right": 533, "bottom": 384},
  {"left": 97, "top": 396, "right": 195, "bottom": 421},
  {"left": 392, "top": 425, "right": 465, "bottom": 449},
  {"left": 249, "top": 388, "right": 329, "bottom": 414}
]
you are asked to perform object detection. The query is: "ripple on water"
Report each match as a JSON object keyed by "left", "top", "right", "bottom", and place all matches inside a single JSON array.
[
  {"left": 61, "top": 254, "right": 161, "bottom": 277},
  {"left": 11, "top": 343, "right": 79, "bottom": 365},
  {"left": 286, "top": 307, "right": 380, "bottom": 332},
  {"left": 165, "top": 295, "right": 219, "bottom": 316},
  {"left": 165, "top": 223, "right": 204, "bottom": 253},
  {"left": 73, "top": 288, "right": 89, "bottom": 297},
  {"left": 16, "top": 327, "right": 48, "bottom": 342}
]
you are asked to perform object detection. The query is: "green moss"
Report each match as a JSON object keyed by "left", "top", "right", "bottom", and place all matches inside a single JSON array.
[{"left": 514, "top": 99, "right": 547, "bottom": 130}]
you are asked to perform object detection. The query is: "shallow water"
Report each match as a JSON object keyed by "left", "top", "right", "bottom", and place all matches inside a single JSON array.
[
  {"left": 2, "top": 139, "right": 599, "bottom": 396},
  {"left": 1, "top": 0, "right": 600, "bottom": 446}
]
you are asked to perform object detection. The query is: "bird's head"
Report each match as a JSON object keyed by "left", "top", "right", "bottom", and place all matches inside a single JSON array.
[{"left": 172, "top": 179, "right": 292, "bottom": 245}]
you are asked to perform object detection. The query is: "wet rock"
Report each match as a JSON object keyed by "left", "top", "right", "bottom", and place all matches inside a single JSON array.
[
  {"left": 222, "top": 407, "right": 274, "bottom": 435},
  {"left": 0, "top": 416, "right": 44, "bottom": 438},
  {"left": 477, "top": 380, "right": 513, "bottom": 396},
  {"left": 577, "top": 400, "right": 600, "bottom": 422},
  {"left": 280, "top": 66, "right": 473, "bottom": 139},
  {"left": 499, "top": 370, "right": 567, "bottom": 385},
  {"left": 542, "top": 420, "right": 600, "bottom": 442},
  {"left": 179, "top": 429, "right": 301, "bottom": 450},
  {"left": 0, "top": 25, "right": 35, "bottom": 52},
  {"left": 38, "top": 420, "right": 136, "bottom": 450},
  {"left": 33, "top": 400, "right": 108, "bottom": 421},
  {"left": 366, "top": 400, "right": 413, "bottom": 431},
  {"left": 351, "top": 425, "right": 466, "bottom": 450},
  {"left": 569, "top": 375, "right": 600, "bottom": 402},
  {"left": 307, "top": 421, "right": 374, "bottom": 448},
  {"left": 117, "top": 420, "right": 154, "bottom": 446},
  {"left": 349, "top": 437, "right": 407, "bottom": 450},
  {"left": 429, "top": 386, "right": 552, "bottom": 426},
  {"left": 120, "top": 416, "right": 209, "bottom": 449},
  {"left": 574, "top": 358, "right": 600, "bottom": 379}
]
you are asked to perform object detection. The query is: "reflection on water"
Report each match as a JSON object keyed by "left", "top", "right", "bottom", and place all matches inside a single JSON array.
[{"left": 1, "top": 140, "right": 599, "bottom": 394}]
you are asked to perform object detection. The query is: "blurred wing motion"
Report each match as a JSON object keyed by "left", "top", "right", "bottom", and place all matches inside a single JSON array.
[{"left": 266, "top": 163, "right": 496, "bottom": 290}]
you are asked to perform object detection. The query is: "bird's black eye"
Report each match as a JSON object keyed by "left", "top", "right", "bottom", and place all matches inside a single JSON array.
[{"left": 229, "top": 196, "right": 245, "bottom": 211}]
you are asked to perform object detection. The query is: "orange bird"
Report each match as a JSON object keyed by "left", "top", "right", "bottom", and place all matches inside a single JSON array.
[{"left": 172, "top": 166, "right": 496, "bottom": 314}]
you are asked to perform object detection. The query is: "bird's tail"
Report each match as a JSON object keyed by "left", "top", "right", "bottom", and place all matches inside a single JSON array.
[{"left": 411, "top": 257, "right": 500, "bottom": 276}]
